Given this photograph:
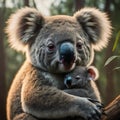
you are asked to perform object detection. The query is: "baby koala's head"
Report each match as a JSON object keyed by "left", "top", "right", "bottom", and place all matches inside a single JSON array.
[{"left": 64, "top": 66, "right": 99, "bottom": 88}]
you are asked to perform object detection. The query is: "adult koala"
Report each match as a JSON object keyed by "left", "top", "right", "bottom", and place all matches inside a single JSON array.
[{"left": 6, "top": 7, "right": 111, "bottom": 120}]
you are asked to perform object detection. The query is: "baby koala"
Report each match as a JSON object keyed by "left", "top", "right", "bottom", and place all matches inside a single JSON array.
[{"left": 64, "top": 66, "right": 101, "bottom": 102}]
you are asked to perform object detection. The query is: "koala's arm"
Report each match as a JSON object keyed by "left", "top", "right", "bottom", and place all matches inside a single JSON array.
[{"left": 21, "top": 71, "right": 101, "bottom": 119}]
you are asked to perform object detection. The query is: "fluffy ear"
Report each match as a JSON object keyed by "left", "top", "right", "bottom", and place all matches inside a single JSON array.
[
  {"left": 74, "top": 8, "right": 112, "bottom": 51},
  {"left": 6, "top": 7, "right": 44, "bottom": 52},
  {"left": 87, "top": 66, "right": 99, "bottom": 81}
]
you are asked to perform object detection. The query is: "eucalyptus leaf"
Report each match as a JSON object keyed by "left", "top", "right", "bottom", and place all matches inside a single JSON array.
[
  {"left": 112, "top": 31, "right": 120, "bottom": 51},
  {"left": 104, "top": 56, "right": 119, "bottom": 66},
  {"left": 114, "top": 67, "right": 120, "bottom": 70}
]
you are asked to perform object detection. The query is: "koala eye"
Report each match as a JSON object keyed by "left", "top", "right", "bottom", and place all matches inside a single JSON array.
[
  {"left": 75, "top": 75, "right": 80, "bottom": 80},
  {"left": 47, "top": 43, "right": 55, "bottom": 51},
  {"left": 76, "top": 42, "right": 83, "bottom": 50}
]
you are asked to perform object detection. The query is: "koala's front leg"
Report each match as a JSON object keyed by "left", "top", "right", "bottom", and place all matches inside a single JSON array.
[{"left": 21, "top": 77, "right": 101, "bottom": 120}]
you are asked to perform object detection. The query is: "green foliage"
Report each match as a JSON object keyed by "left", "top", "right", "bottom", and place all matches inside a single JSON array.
[
  {"left": 112, "top": 31, "right": 120, "bottom": 51},
  {"left": 6, "top": 46, "right": 25, "bottom": 88},
  {"left": 104, "top": 56, "right": 120, "bottom": 66},
  {"left": 3, "top": 7, "right": 25, "bottom": 88},
  {"left": 104, "top": 30, "right": 120, "bottom": 70},
  {"left": 114, "top": 67, "right": 120, "bottom": 70},
  {"left": 50, "top": 0, "right": 74, "bottom": 15}
]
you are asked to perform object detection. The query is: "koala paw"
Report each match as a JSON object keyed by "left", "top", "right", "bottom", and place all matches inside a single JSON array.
[
  {"left": 87, "top": 98, "right": 102, "bottom": 120},
  {"left": 87, "top": 98, "right": 103, "bottom": 109},
  {"left": 75, "top": 97, "right": 102, "bottom": 120}
]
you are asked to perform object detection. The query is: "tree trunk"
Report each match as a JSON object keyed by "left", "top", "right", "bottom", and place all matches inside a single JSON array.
[
  {"left": 0, "top": 28, "right": 6, "bottom": 120},
  {"left": 104, "top": 0, "right": 115, "bottom": 104},
  {"left": 0, "top": 1, "right": 6, "bottom": 120},
  {"left": 74, "top": 0, "right": 85, "bottom": 11},
  {"left": 24, "top": 0, "right": 30, "bottom": 7},
  {"left": 33, "top": 0, "right": 37, "bottom": 8}
]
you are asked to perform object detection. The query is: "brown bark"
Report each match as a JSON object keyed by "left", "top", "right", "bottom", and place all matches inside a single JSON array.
[
  {"left": 0, "top": 29, "right": 6, "bottom": 120},
  {"left": 104, "top": 0, "right": 112, "bottom": 14},
  {"left": 24, "top": 0, "right": 30, "bottom": 7},
  {"left": 102, "top": 95, "right": 120, "bottom": 120},
  {"left": 104, "top": 0, "right": 115, "bottom": 104},
  {"left": 74, "top": 0, "right": 85, "bottom": 11},
  {"left": 0, "top": 1, "right": 6, "bottom": 120}
]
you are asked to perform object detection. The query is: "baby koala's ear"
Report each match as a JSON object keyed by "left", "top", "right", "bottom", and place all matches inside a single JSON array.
[{"left": 87, "top": 66, "right": 99, "bottom": 81}]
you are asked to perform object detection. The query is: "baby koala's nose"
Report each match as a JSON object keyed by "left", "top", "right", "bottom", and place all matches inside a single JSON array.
[{"left": 64, "top": 75, "right": 72, "bottom": 88}]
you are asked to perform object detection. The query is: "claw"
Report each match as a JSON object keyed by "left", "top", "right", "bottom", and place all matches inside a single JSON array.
[
  {"left": 93, "top": 104, "right": 102, "bottom": 120},
  {"left": 87, "top": 115, "right": 92, "bottom": 120},
  {"left": 87, "top": 98, "right": 100, "bottom": 103},
  {"left": 87, "top": 98, "right": 104, "bottom": 110},
  {"left": 95, "top": 116, "right": 101, "bottom": 120},
  {"left": 96, "top": 103, "right": 103, "bottom": 109}
]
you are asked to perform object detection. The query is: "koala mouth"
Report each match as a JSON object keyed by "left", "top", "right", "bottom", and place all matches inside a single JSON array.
[{"left": 60, "top": 56, "right": 76, "bottom": 70}]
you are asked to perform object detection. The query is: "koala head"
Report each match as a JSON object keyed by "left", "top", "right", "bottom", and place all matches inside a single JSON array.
[{"left": 6, "top": 7, "right": 112, "bottom": 73}]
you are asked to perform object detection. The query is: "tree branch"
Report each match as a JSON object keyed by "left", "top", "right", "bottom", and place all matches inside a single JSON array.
[{"left": 102, "top": 95, "right": 120, "bottom": 120}]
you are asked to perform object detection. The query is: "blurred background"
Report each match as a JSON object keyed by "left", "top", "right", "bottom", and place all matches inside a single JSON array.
[{"left": 0, "top": 0, "right": 120, "bottom": 119}]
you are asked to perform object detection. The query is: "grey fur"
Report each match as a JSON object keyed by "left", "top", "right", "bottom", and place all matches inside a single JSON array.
[
  {"left": 6, "top": 7, "right": 112, "bottom": 120},
  {"left": 64, "top": 66, "right": 101, "bottom": 102}
]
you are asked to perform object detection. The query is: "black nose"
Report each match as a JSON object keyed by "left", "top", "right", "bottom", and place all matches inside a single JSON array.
[{"left": 59, "top": 42, "right": 75, "bottom": 65}]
